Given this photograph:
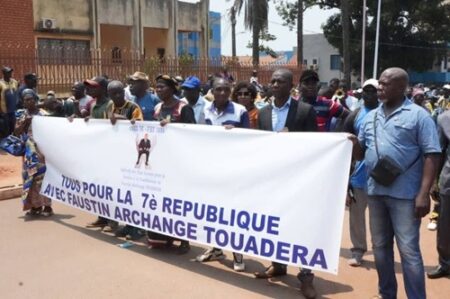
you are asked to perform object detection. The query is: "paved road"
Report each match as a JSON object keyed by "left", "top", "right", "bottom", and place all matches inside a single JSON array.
[{"left": 0, "top": 198, "right": 448, "bottom": 299}]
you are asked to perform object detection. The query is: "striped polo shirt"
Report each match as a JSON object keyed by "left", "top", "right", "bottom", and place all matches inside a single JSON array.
[
  {"left": 303, "top": 96, "right": 345, "bottom": 132},
  {"left": 204, "top": 100, "right": 250, "bottom": 128}
]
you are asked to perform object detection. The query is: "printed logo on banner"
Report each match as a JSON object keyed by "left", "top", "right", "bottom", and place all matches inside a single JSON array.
[{"left": 131, "top": 123, "right": 164, "bottom": 170}]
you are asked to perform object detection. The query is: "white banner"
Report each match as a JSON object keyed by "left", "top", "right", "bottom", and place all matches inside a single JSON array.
[{"left": 32, "top": 117, "right": 352, "bottom": 274}]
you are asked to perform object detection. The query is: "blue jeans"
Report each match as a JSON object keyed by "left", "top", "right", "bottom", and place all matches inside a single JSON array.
[{"left": 368, "top": 196, "right": 425, "bottom": 299}]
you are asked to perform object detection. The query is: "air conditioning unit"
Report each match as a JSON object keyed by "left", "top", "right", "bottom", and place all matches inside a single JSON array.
[{"left": 41, "top": 18, "right": 57, "bottom": 30}]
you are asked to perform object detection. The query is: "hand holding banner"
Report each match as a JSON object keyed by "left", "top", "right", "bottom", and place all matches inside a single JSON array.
[{"left": 33, "top": 117, "right": 352, "bottom": 274}]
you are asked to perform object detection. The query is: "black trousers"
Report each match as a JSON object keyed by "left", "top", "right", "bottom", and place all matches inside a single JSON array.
[
  {"left": 438, "top": 194, "right": 450, "bottom": 269},
  {"left": 7, "top": 112, "right": 15, "bottom": 135},
  {"left": 137, "top": 151, "right": 149, "bottom": 164}
]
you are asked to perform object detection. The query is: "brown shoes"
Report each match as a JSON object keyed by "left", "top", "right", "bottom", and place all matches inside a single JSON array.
[{"left": 254, "top": 264, "right": 287, "bottom": 279}]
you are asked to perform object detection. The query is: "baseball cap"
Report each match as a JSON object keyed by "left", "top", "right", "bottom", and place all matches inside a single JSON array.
[
  {"left": 299, "top": 70, "right": 319, "bottom": 82},
  {"left": 362, "top": 78, "right": 379, "bottom": 89},
  {"left": 129, "top": 71, "right": 149, "bottom": 81},
  {"left": 412, "top": 88, "right": 424, "bottom": 98},
  {"left": 443, "top": 84, "right": 450, "bottom": 90},
  {"left": 181, "top": 76, "right": 201, "bottom": 89},
  {"left": 84, "top": 76, "right": 109, "bottom": 90},
  {"left": 2, "top": 66, "right": 13, "bottom": 73}
]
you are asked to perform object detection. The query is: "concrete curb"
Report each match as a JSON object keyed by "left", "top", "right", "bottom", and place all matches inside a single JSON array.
[{"left": 0, "top": 184, "right": 22, "bottom": 201}]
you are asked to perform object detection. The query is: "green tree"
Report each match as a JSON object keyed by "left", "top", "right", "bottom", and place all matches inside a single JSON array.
[
  {"left": 246, "top": 31, "right": 278, "bottom": 58},
  {"left": 322, "top": 0, "right": 450, "bottom": 78},
  {"left": 275, "top": 1, "right": 338, "bottom": 67},
  {"left": 230, "top": 0, "right": 270, "bottom": 66}
]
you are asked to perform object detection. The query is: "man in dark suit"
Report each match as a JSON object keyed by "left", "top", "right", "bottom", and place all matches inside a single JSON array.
[
  {"left": 257, "top": 68, "right": 317, "bottom": 132},
  {"left": 136, "top": 133, "right": 151, "bottom": 166},
  {"left": 254, "top": 68, "right": 318, "bottom": 299}
]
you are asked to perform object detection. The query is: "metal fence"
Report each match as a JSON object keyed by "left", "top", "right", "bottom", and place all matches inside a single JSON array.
[{"left": 0, "top": 44, "right": 302, "bottom": 97}]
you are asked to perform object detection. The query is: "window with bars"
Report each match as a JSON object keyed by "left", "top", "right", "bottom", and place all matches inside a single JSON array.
[
  {"left": 330, "top": 55, "right": 341, "bottom": 70},
  {"left": 37, "top": 38, "right": 91, "bottom": 65}
]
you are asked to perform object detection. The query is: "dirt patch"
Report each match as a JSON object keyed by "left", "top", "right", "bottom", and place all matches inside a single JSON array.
[{"left": 0, "top": 151, "right": 22, "bottom": 187}]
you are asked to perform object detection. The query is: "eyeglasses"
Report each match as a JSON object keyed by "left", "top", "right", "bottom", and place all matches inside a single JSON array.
[{"left": 237, "top": 91, "right": 251, "bottom": 97}]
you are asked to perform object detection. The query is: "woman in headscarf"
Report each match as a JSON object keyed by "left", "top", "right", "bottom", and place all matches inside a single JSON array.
[
  {"left": 14, "top": 89, "right": 53, "bottom": 217},
  {"left": 231, "top": 81, "right": 258, "bottom": 129},
  {"left": 147, "top": 75, "right": 195, "bottom": 254}
]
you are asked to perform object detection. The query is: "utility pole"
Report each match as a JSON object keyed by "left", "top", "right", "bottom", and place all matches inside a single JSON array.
[
  {"left": 297, "top": 0, "right": 304, "bottom": 67},
  {"left": 373, "top": 0, "right": 382, "bottom": 78},
  {"left": 231, "top": 7, "right": 237, "bottom": 57},
  {"left": 341, "top": 0, "right": 351, "bottom": 85},
  {"left": 361, "top": 0, "right": 367, "bottom": 83}
]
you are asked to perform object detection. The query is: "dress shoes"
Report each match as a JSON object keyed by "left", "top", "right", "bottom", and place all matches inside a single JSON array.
[
  {"left": 254, "top": 265, "right": 287, "bottom": 278},
  {"left": 427, "top": 265, "right": 450, "bottom": 279}
]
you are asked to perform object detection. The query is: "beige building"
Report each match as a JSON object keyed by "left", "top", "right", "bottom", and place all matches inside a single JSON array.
[{"left": 32, "top": 0, "right": 210, "bottom": 58}]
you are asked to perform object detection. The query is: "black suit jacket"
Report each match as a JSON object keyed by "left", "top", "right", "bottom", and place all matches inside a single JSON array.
[{"left": 257, "top": 99, "right": 318, "bottom": 132}]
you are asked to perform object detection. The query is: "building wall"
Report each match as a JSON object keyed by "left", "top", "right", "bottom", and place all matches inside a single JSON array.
[
  {"left": 303, "top": 34, "right": 343, "bottom": 84},
  {"left": 100, "top": 24, "right": 132, "bottom": 50},
  {"left": 0, "top": 0, "right": 34, "bottom": 46},
  {"left": 32, "top": 0, "right": 92, "bottom": 34},
  {"left": 96, "top": 0, "right": 140, "bottom": 49},
  {"left": 177, "top": 1, "right": 202, "bottom": 31},
  {"left": 141, "top": 0, "right": 171, "bottom": 29},
  {"left": 178, "top": 32, "right": 200, "bottom": 57},
  {"left": 144, "top": 28, "right": 169, "bottom": 57},
  {"left": 12, "top": 0, "right": 211, "bottom": 58},
  {"left": 0, "top": 0, "right": 35, "bottom": 79},
  {"left": 209, "top": 11, "right": 221, "bottom": 58}
]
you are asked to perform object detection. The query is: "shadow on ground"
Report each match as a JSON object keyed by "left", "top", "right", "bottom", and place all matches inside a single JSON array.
[{"left": 20, "top": 213, "right": 354, "bottom": 298}]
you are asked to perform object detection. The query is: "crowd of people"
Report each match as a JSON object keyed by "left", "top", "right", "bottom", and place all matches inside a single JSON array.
[{"left": 1, "top": 64, "right": 450, "bottom": 299}]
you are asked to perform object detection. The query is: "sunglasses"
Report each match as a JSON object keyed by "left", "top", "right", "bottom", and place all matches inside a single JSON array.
[{"left": 237, "top": 91, "right": 251, "bottom": 97}]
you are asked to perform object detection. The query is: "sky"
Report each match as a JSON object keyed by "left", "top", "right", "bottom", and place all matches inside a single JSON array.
[{"left": 183, "top": 0, "right": 338, "bottom": 56}]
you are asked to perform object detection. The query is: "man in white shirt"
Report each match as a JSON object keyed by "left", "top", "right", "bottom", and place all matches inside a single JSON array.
[{"left": 180, "top": 76, "right": 207, "bottom": 124}]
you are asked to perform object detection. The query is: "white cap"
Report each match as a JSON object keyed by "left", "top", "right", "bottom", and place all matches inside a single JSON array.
[
  {"left": 443, "top": 84, "right": 450, "bottom": 90},
  {"left": 363, "top": 78, "right": 378, "bottom": 89}
]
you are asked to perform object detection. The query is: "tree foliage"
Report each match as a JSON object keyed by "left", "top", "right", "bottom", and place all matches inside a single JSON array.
[
  {"left": 322, "top": 0, "right": 450, "bottom": 76},
  {"left": 275, "top": 0, "right": 450, "bottom": 77},
  {"left": 246, "top": 31, "right": 278, "bottom": 58}
]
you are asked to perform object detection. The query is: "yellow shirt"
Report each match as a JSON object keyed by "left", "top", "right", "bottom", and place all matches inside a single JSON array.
[
  {"left": 112, "top": 100, "right": 143, "bottom": 121},
  {"left": 0, "top": 78, "right": 18, "bottom": 113}
]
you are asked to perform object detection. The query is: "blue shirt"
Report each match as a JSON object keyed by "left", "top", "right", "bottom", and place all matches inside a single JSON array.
[
  {"left": 204, "top": 100, "right": 249, "bottom": 128},
  {"left": 350, "top": 106, "right": 373, "bottom": 189},
  {"left": 358, "top": 99, "right": 441, "bottom": 199},
  {"left": 134, "top": 92, "right": 159, "bottom": 121},
  {"left": 271, "top": 98, "right": 291, "bottom": 132}
]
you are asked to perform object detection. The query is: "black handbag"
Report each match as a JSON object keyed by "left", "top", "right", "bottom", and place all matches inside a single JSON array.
[{"left": 369, "top": 111, "right": 420, "bottom": 186}]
